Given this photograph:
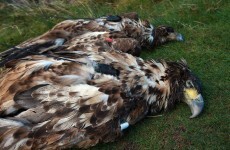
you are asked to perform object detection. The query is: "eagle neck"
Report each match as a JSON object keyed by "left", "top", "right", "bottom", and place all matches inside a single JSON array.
[{"left": 138, "top": 60, "right": 185, "bottom": 114}]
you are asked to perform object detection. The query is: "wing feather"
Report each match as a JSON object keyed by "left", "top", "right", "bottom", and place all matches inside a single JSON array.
[
  {"left": 1, "top": 80, "right": 123, "bottom": 148},
  {"left": 0, "top": 53, "right": 127, "bottom": 148},
  {"left": 0, "top": 55, "right": 95, "bottom": 116}
]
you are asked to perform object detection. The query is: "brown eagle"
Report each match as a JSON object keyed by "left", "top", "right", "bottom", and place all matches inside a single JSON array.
[
  {"left": 0, "top": 12, "right": 183, "bottom": 67},
  {"left": 0, "top": 50, "right": 204, "bottom": 149}
]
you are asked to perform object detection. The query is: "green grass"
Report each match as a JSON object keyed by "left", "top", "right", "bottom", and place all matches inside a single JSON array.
[{"left": 0, "top": 0, "right": 229, "bottom": 149}]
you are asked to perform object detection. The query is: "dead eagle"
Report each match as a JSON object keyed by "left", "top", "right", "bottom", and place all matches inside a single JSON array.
[
  {"left": 0, "top": 50, "right": 204, "bottom": 149},
  {"left": 0, "top": 12, "right": 183, "bottom": 67}
]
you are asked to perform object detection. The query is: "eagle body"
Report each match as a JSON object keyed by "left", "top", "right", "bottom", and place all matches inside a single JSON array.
[
  {"left": 17, "top": 13, "right": 153, "bottom": 49},
  {"left": 9, "top": 14, "right": 153, "bottom": 53},
  {"left": 0, "top": 12, "right": 183, "bottom": 67},
  {"left": 0, "top": 50, "right": 200, "bottom": 149}
]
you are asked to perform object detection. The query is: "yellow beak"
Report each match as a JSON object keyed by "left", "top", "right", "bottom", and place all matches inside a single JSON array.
[{"left": 187, "top": 94, "right": 204, "bottom": 118}]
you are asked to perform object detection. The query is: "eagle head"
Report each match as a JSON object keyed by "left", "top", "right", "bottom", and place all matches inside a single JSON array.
[
  {"left": 167, "top": 60, "right": 204, "bottom": 118},
  {"left": 153, "top": 25, "right": 184, "bottom": 46},
  {"left": 182, "top": 72, "right": 204, "bottom": 118}
]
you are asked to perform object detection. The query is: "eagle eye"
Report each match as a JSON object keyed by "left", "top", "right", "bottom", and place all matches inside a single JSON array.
[
  {"left": 186, "top": 80, "right": 194, "bottom": 88},
  {"left": 166, "top": 27, "right": 174, "bottom": 33}
]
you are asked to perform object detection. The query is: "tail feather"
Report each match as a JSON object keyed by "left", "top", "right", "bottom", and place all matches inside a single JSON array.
[{"left": 0, "top": 41, "right": 54, "bottom": 67}]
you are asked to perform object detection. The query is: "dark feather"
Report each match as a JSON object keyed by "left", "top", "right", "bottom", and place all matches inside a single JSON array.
[
  {"left": 106, "top": 15, "right": 122, "bottom": 22},
  {"left": 0, "top": 42, "right": 54, "bottom": 67},
  {"left": 95, "top": 63, "right": 120, "bottom": 77}
]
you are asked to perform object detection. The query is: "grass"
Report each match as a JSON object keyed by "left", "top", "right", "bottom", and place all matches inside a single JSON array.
[{"left": 0, "top": 0, "right": 229, "bottom": 149}]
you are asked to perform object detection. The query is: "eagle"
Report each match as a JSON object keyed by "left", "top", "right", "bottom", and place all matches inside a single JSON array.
[
  {"left": 0, "top": 12, "right": 183, "bottom": 67},
  {"left": 0, "top": 50, "right": 204, "bottom": 149}
]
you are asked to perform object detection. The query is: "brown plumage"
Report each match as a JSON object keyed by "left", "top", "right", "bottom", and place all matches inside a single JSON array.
[
  {"left": 0, "top": 12, "right": 183, "bottom": 67},
  {"left": 0, "top": 50, "right": 204, "bottom": 149}
]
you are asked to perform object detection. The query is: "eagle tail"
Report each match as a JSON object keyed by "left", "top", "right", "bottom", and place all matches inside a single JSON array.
[{"left": 0, "top": 41, "right": 55, "bottom": 67}]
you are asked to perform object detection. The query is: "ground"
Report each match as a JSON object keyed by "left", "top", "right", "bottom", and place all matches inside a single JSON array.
[{"left": 0, "top": 0, "right": 229, "bottom": 149}]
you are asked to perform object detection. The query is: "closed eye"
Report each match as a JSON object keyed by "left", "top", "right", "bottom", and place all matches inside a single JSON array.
[
  {"left": 186, "top": 80, "right": 194, "bottom": 88},
  {"left": 166, "top": 27, "right": 174, "bottom": 33}
]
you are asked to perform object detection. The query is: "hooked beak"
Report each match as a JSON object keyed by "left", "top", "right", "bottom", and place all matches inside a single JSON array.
[
  {"left": 167, "top": 33, "right": 184, "bottom": 42},
  {"left": 187, "top": 94, "right": 204, "bottom": 118},
  {"left": 176, "top": 33, "right": 184, "bottom": 41}
]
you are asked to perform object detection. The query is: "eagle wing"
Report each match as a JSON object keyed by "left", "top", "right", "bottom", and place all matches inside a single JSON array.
[
  {"left": 0, "top": 45, "right": 158, "bottom": 149},
  {"left": 0, "top": 30, "right": 141, "bottom": 67},
  {"left": 0, "top": 12, "right": 147, "bottom": 66},
  {"left": 0, "top": 53, "right": 127, "bottom": 149}
]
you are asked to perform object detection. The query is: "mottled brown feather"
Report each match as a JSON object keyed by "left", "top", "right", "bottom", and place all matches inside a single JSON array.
[{"left": 0, "top": 50, "right": 193, "bottom": 149}]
